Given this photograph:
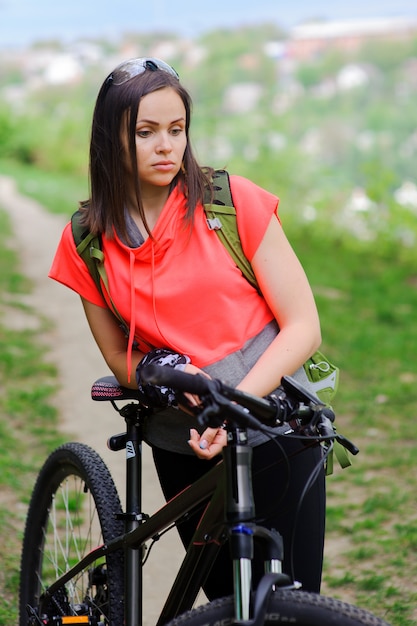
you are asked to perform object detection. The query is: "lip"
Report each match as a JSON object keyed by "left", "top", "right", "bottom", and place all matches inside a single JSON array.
[{"left": 153, "top": 161, "right": 175, "bottom": 171}]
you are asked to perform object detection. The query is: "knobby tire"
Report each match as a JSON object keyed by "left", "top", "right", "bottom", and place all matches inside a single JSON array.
[
  {"left": 19, "top": 442, "right": 124, "bottom": 625},
  {"left": 165, "top": 589, "right": 391, "bottom": 626}
]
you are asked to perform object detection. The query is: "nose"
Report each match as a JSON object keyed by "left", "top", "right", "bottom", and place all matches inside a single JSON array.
[{"left": 156, "top": 131, "right": 173, "bottom": 153}]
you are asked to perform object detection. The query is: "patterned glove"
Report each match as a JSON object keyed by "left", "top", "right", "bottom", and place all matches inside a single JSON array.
[{"left": 136, "top": 348, "right": 191, "bottom": 408}]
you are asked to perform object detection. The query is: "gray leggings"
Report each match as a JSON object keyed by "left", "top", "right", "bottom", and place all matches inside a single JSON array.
[{"left": 152, "top": 434, "right": 326, "bottom": 599}]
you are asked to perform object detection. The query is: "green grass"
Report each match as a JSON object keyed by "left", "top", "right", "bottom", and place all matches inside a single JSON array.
[
  {"left": 300, "top": 234, "right": 417, "bottom": 625},
  {"left": 1, "top": 167, "right": 417, "bottom": 625},
  {"left": 0, "top": 208, "right": 65, "bottom": 625},
  {"left": 0, "top": 158, "right": 87, "bottom": 216}
]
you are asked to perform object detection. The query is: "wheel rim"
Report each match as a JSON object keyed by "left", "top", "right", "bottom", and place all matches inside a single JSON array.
[{"left": 37, "top": 472, "right": 110, "bottom": 620}]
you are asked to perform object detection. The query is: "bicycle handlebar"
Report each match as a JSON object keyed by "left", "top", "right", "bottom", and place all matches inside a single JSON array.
[
  {"left": 141, "top": 364, "right": 294, "bottom": 422},
  {"left": 140, "top": 365, "right": 359, "bottom": 455},
  {"left": 141, "top": 365, "right": 322, "bottom": 425}
]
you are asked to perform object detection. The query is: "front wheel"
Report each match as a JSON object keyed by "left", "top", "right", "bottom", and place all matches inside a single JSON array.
[
  {"left": 165, "top": 589, "right": 391, "bottom": 625},
  {"left": 19, "top": 442, "right": 124, "bottom": 625}
]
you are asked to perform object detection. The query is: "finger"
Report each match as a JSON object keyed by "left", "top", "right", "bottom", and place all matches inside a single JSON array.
[
  {"left": 189, "top": 428, "right": 200, "bottom": 442},
  {"left": 188, "top": 428, "right": 211, "bottom": 456},
  {"left": 200, "top": 427, "right": 219, "bottom": 444},
  {"left": 187, "top": 428, "right": 227, "bottom": 459},
  {"left": 188, "top": 440, "right": 221, "bottom": 460},
  {"left": 183, "top": 392, "right": 201, "bottom": 406},
  {"left": 184, "top": 364, "right": 211, "bottom": 379},
  {"left": 188, "top": 437, "right": 210, "bottom": 458},
  {"left": 188, "top": 445, "right": 208, "bottom": 459}
]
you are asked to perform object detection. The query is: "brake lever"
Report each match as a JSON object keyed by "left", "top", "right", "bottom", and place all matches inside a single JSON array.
[
  {"left": 197, "top": 399, "right": 224, "bottom": 429},
  {"left": 197, "top": 389, "right": 265, "bottom": 432},
  {"left": 335, "top": 433, "right": 360, "bottom": 456},
  {"left": 316, "top": 411, "right": 359, "bottom": 456},
  {"left": 286, "top": 403, "right": 328, "bottom": 436}
]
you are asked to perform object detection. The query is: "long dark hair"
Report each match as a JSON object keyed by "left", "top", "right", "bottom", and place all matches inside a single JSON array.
[{"left": 80, "top": 64, "right": 211, "bottom": 243}]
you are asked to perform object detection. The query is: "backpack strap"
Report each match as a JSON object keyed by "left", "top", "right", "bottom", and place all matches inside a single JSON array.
[
  {"left": 71, "top": 211, "right": 102, "bottom": 294},
  {"left": 203, "top": 169, "right": 259, "bottom": 292},
  {"left": 203, "top": 172, "right": 346, "bottom": 473},
  {"left": 71, "top": 210, "right": 130, "bottom": 336}
]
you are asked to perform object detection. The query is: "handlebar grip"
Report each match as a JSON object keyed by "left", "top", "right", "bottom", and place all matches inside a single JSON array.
[
  {"left": 140, "top": 364, "right": 212, "bottom": 396},
  {"left": 141, "top": 365, "right": 288, "bottom": 424}
]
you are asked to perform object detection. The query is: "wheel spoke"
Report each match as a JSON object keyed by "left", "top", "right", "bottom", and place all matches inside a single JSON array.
[{"left": 19, "top": 443, "right": 124, "bottom": 624}]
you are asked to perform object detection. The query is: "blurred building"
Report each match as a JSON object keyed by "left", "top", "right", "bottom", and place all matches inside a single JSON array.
[{"left": 287, "top": 17, "right": 417, "bottom": 61}]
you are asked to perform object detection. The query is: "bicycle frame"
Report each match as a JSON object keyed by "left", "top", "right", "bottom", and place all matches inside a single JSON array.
[
  {"left": 39, "top": 396, "right": 288, "bottom": 626},
  {"left": 25, "top": 369, "right": 384, "bottom": 626},
  {"left": 122, "top": 400, "right": 226, "bottom": 626}
]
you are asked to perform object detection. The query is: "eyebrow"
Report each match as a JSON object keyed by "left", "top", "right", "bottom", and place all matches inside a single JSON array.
[{"left": 136, "top": 116, "right": 186, "bottom": 126}]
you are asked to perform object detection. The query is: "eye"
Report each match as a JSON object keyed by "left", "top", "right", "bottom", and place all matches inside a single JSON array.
[
  {"left": 136, "top": 129, "right": 152, "bottom": 138},
  {"left": 170, "top": 126, "right": 184, "bottom": 136}
]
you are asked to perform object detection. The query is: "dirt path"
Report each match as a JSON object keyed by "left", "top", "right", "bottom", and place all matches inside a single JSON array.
[{"left": 0, "top": 176, "right": 186, "bottom": 624}]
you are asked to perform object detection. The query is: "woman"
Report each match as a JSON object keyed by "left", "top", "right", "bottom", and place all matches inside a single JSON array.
[{"left": 49, "top": 57, "right": 325, "bottom": 596}]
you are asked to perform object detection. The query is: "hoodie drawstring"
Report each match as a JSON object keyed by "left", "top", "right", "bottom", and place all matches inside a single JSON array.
[{"left": 126, "top": 249, "right": 136, "bottom": 383}]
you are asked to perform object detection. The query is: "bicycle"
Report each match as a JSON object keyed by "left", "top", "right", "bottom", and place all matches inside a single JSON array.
[{"left": 19, "top": 365, "right": 391, "bottom": 626}]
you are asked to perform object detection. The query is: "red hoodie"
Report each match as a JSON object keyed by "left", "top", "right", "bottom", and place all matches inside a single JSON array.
[{"left": 49, "top": 175, "right": 278, "bottom": 377}]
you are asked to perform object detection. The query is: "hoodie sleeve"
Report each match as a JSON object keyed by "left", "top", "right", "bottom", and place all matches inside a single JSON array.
[
  {"left": 229, "top": 175, "right": 280, "bottom": 262},
  {"left": 49, "top": 221, "right": 106, "bottom": 307}
]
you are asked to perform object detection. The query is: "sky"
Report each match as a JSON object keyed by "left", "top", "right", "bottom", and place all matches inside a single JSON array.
[{"left": 1, "top": 0, "right": 417, "bottom": 48}]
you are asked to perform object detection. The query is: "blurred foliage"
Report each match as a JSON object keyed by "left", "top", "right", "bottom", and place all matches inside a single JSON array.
[
  {"left": 0, "top": 25, "right": 416, "bottom": 211},
  {"left": 1, "top": 24, "right": 417, "bottom": 624},
  {"left": 1, "top": 24, "right": 416, "bottom": 252}
]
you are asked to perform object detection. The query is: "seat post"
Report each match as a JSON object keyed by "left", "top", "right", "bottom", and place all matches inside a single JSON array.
[{"left": 120, "top": 403, "right": 149, "bottom": 626}]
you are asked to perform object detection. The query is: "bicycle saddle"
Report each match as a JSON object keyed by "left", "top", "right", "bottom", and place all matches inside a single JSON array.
[{"left": 91, "top": 375, "right": 140, "bottom": 402}]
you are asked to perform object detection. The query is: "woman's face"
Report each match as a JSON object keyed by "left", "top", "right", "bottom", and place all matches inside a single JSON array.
[{"left": 123, "top": 86, "right": 187, "bottom": 193}]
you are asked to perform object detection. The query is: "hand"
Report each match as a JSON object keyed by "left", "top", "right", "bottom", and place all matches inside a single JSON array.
[
  {"left": 136, "top": 348, "right": 191, "bottom": 408},
  {"left": 177, "top": 363, "right": 211, "bottom": 414},
  {"left": 188, "top": 426, "right": 227, "bottom": 460}
]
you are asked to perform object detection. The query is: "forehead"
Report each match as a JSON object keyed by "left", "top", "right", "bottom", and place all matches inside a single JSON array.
[{"left": 137, "top": 87, "right": 185, "bottom": 119}]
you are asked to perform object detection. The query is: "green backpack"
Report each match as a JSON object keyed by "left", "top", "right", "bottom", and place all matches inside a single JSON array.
[
  {"left": 71, "top": 213, "right": 129, "bottom": 337},
  {"left": 202, "top": 171, "right": 340, "bottom": 402}
]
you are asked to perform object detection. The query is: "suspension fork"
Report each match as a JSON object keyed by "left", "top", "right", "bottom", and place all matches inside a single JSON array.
[
  {"left": 223, "top": 428, "right": 285, "bottom": 622},
  {"left": 222, "top": 427, "right": 254, "bottom": 621}
]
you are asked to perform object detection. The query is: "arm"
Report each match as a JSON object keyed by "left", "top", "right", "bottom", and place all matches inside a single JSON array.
[
  {"left": 81, "top": 297, "right": 144, "bottom": 389},
  {"left": 189, "top": 213, "right": 321, "bottom": 459},
  {"left": 81, "top": 297, "right": 206, "bottom": 390},
  {"left": 81, "top": 298, "right": 222, "bottom": 457},
  {"left": 237, "top": 212, "right": 321, "bottom": 397}
]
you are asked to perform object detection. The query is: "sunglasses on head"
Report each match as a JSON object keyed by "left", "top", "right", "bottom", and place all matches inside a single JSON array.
[{"left": 106, "top": 57, "right": 179, "bottom": 86}]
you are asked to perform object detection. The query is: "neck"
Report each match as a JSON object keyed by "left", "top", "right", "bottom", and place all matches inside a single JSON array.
[{"left": 127, "top": 185, "right": 171, "bottom": 236}]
